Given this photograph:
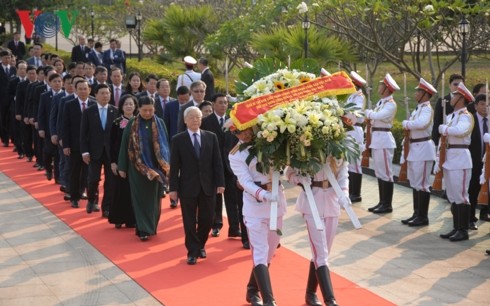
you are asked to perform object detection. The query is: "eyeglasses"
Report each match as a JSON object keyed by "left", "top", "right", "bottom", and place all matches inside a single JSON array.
[
  {"left": 193, "top": 90, "right": 205, "bottom": 93},
  {"left": 452, "top": 83, "right": 460, "bottom": 86}
]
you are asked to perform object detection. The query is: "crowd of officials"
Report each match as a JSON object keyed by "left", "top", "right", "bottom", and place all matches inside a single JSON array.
[{"left": 1, "top": 32, "right": 490, "bottom": 306}]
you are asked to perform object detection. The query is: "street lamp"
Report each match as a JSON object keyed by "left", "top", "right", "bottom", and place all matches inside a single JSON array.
[
  {"left": 136, "top": 11, "right": 142, "bottom": 62},
  {"left": 459, "top": 16, "right": 470, "bottom": 79},
  {"left": 90, "top": 10, "right": 95, "bottom": 39},
  {"left": 298, "top": 2, "right": 310, "bottom": 59}
]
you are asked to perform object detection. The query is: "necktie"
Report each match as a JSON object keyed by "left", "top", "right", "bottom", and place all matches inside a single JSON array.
[
  {"left": 162, "top": 98, "right": 166, "bottom": 112},
  {"left": 4, "top": 67, "right": 8, "bottom": 75},
  {"left": 219, "top": 117, "right": 224, "bottom": 127},
  {"left": 82, "top": 102, "right": 86, "bottom": 111},
  {"left": 100, "top": 108, "right": 107, "bottom": 130},
  {"left": 193, "top": 133, "right": 200, "bottom": 159},
  {"left": 114, "top": 87, "right": 120, "bottom": 106}
]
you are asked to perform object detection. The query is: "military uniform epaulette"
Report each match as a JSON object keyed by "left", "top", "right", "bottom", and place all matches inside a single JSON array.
[{"left": 230, "top": 143, "right": 240, "bottom": 155}]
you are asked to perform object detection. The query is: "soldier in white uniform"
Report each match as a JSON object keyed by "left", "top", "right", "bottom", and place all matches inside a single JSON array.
[
  {"left": 365, "top": 73, "right": 399, "bottom": 214},
  {"left": 346, "top": 71, "right": 367, "bottom": 203},
  {"left": 437, "top": 82, "right": 474, "bottom": 242},
  {"left": 285, "top": 159, "right": 346, "bottom": 306},
  {"left": 176, "top": 56, "right": 201, "bottom": 91},
  {"left": 229, "top": 127, "right": 287, "bottom": 306},
  {"left": 401, "top": 78, "right": 437, "bottom": 227}
]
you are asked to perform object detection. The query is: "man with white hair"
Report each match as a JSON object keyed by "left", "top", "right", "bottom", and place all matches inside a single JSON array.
[{"left": 169, "top": 106, "right": 225, "bottom": 265}]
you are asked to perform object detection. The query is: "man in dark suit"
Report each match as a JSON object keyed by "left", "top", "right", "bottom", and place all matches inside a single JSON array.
[
  {"left": 9, "top": 61, "right": 27, "bottom": 157},
  {"left": 0, "top": 50, "right": 17, "bottom": 147},
  {"left": 165, "top": 86, "right": 188, "bottom": 142},
  {"left": 198, "top": 58, "right": 215, "bottom": 101},
  {"left": 152, "top": 78, "right": 173, "bottom": 119},
  {"left": 431, "top": 74, "right": 463, "bottom": 146},
  {"left": 71, "top": 36, "right": 91, "bottom": 63},
  {"left": 469, "top": 94, "right": 489, "bottom": 228},
  {"left": 137, "top": 74, "right": 159, "bottom": 102},
  {"left": 177, "top": 80, "right": 207, "bottom": 133},
  {"left": 201, "top": 94, "right": 241, "bottom": 238},
  {"left": 108, "top": 67, "right": 125, "bottom": 107},
  {"left": 102, "top": 39, "right": 125, "bottom": 73},
  {"left": 38, "top": 73, "right": 63, "bottom": 181},
  {"left": 80, "top": 84, "right": 117, "bottom": 215},
  {"left": 26, "top": 43, "right": 43, "bottom": 67},
  {"left": 169, "top": 106, "right": 225, "bottom": 265},
  {"left": 87, "top": 42, "right": 104, "bottom": 67},
  {"left": 62, "top": 80, "right": 95, "bottom": 209},
  {"left": 19, "top": 67, "right": 40, "bottom": 161},
  {"left": 90, "top": 66, "right": 108, "bottom": 97},
  {"left": 7, "top": 32, "right": 26, "bottom": 60}
]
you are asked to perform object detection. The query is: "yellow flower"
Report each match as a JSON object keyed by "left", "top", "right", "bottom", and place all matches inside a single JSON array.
[
  {"left": 299, "top": 76, "right": 311, "bottom": 83},
  {"left": 274, "top": 81, "right": 285, "bottom": 90}
]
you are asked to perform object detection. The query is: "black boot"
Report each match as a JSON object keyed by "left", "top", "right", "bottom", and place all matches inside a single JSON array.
[
  {"left": 316, "top": 265, "right": 338, "bottom": 306},
  {"left": 402, "top": 189, "right": 419, "bottom": 224},
  {"left": 372, "top": 181, "right": 393, "bottom": 213},
  {"left": 253, "top": 264, "right": 276, "bottom": 306},
  {"left": 368, "top": 179, "right": 384, "bottom": 212},
  {"left": 305, "top": 261, "right": 321, "bottom": 306},
  {"left": 449, "top": 204, "right": 469, "bottom": 241},
  {"left": 246, "top": 268, "right": 263, "bottom": 306},
  {"left": 440, "top": 203, "right": 458, "bottom": 239},
  {"left": 348, "top": 172, "right": 362, "bottom": 203},
  {"left": 409, "top": 191, "right": 430, "bottom": 227}
]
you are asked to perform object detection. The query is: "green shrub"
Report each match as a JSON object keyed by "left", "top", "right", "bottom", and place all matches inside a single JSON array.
[{"left": 392, "top": 120, "right": 404, "bottom": 164}]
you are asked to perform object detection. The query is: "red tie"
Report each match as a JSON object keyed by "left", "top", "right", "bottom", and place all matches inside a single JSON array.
[{"left": 82, "top": 102, "right": 86, "bottom": 111}]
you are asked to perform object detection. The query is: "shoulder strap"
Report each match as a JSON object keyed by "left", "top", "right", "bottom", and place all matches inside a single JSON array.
[{"left": 184, "top": 72, "right": 194, "bottom": 82}]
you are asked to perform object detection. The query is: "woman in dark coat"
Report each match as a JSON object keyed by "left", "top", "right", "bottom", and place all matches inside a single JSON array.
[{"left": 109, "top": 95, "right": 138, "bottom": 228}]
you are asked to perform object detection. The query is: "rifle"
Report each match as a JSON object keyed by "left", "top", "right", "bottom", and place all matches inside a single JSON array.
[
  {"left": 477, "top": 78, "right": 489, "bottom": 206},
  {"left": 432, "top": 73, "right": 446, "bottom": 191},
  {"left": 361, "top": 65, "right": 371, "bottom": 168},
  {"left": 398, "top": 73, "right": 409, "bottom": 183}
]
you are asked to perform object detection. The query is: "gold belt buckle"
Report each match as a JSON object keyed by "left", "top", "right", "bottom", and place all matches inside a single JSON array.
[{"left": 322, "top": 180, "right": 329, "bottom": 189}]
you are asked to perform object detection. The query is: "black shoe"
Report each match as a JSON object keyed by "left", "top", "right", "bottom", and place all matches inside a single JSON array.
[
  {"left": 60, "top": 185, "right": 66, "bottom": 192},
  {"left": 479, "top": 212, "right": 490, "bottom": 222},
  {"left": 86, "top": 202, "right": 94, "bottom": 213},
  {"left": 139, "top": 235, "right": 149, "bottom": 241},
  {"left": 37, "top": 165, "right": 44, "bottom": 171},
  {"left": 18, "top": 154, "right": 25, "bottom": 159},
  {"left": 45, "top": 171, "right": 53, "bottom": 181},
  {"left": 71, "top": 200, "right": 79, "bottom": 208},
  {"left": 372, "top": 205, "right": 393, "bottom": 214},
  {"left": 170, "top": 199, "right": 177, "bottom": 208},
  {"left": 115, "top": 224, "right": 122, "bottom": 229},
  {"left": 349, "top": 195, "right": 362, "bottom": 203},
  {"left": 469, "top": 221, "right": 478, "bottom": 230},
  {"left": 92, "top": 204, "right": 100, "bottom": 212},
  {"left": 187, "top": 256, "right": 197, "bottom": 265},
  {"left": 81, "top": 193, "right": 88, "bottom": 200},
  {"left": 449, "top": 229, "right": 469, "bottom": 241},
  {"left": 102, "top": 210, "right": 110, "bottom": 218},
  {"left": 63, "top": 193, "right": 71, "bottom": 201},
  {"left": 228, "top": 230, "right": 242, "bottom": 238},
  {"left": 33, "top": 162, "right": 39, "bottom": 168},
  {"left": 243, "top": 241, "right": 250, "bottom": 249},
  {"left": 211, "top": 228, "right": 220, "bottom": 237},
  {"left": 440, "top": 229, "right": 457, "bottom": 239},
  {"left": 199, "top": 249, "right": 207, "bottom": 258},
  {"left": 408, "top": 217, "right": 429, "bottom": 227},
  {"left": 27, "top": 156, "right": 33, "bottom": 162}
]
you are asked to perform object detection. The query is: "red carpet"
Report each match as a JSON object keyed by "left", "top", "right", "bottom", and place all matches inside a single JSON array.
[{"left": 0, "top": 146, "right": 394, "bottom": 305}]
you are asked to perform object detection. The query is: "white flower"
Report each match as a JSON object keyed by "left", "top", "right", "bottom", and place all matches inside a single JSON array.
[
  {"left": 423, "top": 4, "right": 434, "bottom": 12},
  {"left": 297, "top": 2, "right": 308, "bottom": 14}
]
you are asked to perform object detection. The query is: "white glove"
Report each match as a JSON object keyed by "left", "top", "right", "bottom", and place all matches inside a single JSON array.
[
  {"left": 298, "top": 176, "right": 311, "bottom": 186},
  {"left": 484, "top": 133, "right": 490, "bottom": 144},
  {"left": 480, "top": 171, "right": 486, "bottom": 185},
  {"left": 338, "top": 195, "right": 351, "bottom": 208},
  {"left": 262, "top": 191, "right": 277, "bottom": 202},
  {"left": 402, "top": 120, "right": 408, "bottom": 129},
  {"left": 400, "top": 153, "right": 405, "bottom": 165},
  {"left": 433, "top": 162, "right": 441, "bottom": 174},
  {"left": 365, "top": 109, "right": 372, "bottom": 119},
  {"left": 438, "top": 124, "right": 448, "bottom": 135}
]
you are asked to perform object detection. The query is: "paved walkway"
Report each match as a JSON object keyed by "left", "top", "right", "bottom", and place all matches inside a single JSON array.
[{"left": 1, "top": 168, "right": 489, "bottom": 305}]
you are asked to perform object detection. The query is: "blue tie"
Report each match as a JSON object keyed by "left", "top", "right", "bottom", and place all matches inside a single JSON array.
[
  {"left": 193, "top": 133, "right": 200, "bottom": 159},
  {"left": 220, "top": 117, "right": 224, "bottom": 127},
  {"left": 100, "top": 108, "right": 107, "bottom": 130}
]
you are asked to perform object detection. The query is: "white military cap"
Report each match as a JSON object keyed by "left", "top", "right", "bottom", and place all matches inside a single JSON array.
[
  {"left": 350, "top": 71, "right": 366, "bottom": 87},
  {"left": 453, "top": 82, "right": 475, "bottom": 102},
  {"left": 183, "top": 56, "right": 197, "bottom": 65},
  {"left": 415, "top": 78, "right": 437, "bottom": 95},
  {"left": 380, "top": 73, "right": 400, "bottom": 92}
]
